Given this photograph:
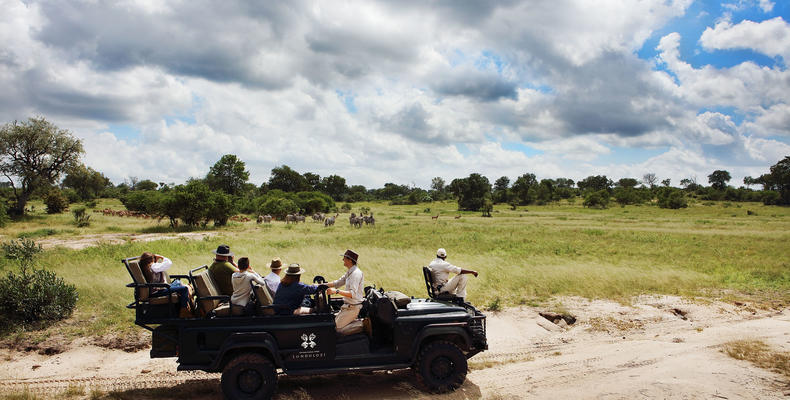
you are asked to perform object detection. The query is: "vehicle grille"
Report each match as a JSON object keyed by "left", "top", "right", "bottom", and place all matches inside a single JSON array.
[{"left": 469, "top": 315, "right": 487, "bottom": 350}]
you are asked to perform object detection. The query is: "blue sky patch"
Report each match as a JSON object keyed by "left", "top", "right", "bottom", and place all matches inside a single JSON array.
[
  {"left": 335, "top": 90, "right": 358, "bottom": 114},
  {"left": 502, "top": 141, "right": 543, "bottom": 157}
]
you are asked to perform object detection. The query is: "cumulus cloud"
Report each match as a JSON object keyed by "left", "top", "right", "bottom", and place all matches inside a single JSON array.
[
  {"left": 0, "top": 0, "right": 786, "bottom": 190},
  {"left": 700, "top": 17, "right": 790, "bottom": 61}
]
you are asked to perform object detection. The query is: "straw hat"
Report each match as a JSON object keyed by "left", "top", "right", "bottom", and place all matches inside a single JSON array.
[{"left": 285, "top": 263, "right": 305, "bottom": 275}]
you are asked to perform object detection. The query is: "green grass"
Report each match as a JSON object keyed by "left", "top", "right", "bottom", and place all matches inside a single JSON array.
[{"left": 1, "top": 199, "right": 789, "bottom": 341}]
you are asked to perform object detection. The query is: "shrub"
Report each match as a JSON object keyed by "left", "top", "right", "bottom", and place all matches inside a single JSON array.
[
  {"left": 0, "top": 239, "right": 77, "bottom": 327},
  {"left": 85, "top": 199, "right": 97, "bottom": 208},
  {"left": 43, "top": 188, "right": 69, "bottom": 214},
  {"left": 340, "top": 203, "right": 352, "bottom": 213},
  {"left": 2, "top": 239, "right": 43, "bottom": 264},
  {"left": 259, "top": 197, "right": 298, "bottom": 220},
  {"left": 0, "top": 265, "right": 78, "bottom": 325},
  {"left": 657, "top": 188, "right": 688, "bottom": 209},
  {"left": 62, "top": 188, "right": 81, "bottom": 203},
  {"left": 583, "top": 190, "right": 610, "bottom": 209},
  {"left": 72, "top": 206, "right": 91, "bottom": 227}
]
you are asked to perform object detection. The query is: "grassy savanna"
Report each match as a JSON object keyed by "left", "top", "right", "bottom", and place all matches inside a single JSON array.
[{"left": 1, "top": 198, "right": 789, "bottom": 342}]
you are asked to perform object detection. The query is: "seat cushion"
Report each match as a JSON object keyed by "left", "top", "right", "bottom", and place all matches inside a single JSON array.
[
  {"left": 148, "top": 293, "right": 180, "bottom": 305},
  {"left": 252, "top": 283, "right": 273, "bottom": 306},
  {"left": 127, "top": 259, "right": 151, "bottom": 300}
]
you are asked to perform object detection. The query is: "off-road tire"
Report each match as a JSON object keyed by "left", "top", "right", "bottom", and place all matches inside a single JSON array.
[
  {"left": 414, "top": 340, "right": 467, "bottom": 393},
  {"left": 221, "top": 353, "right": 277, "bottom": 400}
]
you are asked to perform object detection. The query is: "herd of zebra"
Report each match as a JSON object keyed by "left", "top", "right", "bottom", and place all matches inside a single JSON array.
[{"left": 254, "top": 212, "right": 375, "bottom": 227}]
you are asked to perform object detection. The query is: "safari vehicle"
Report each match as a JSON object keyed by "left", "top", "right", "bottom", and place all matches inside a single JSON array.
[{"left": 124, "top": 257, "right": 487, "bottom": 399}]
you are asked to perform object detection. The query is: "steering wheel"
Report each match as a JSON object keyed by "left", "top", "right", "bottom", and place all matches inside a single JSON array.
[{"left": 313, "top": 284, "right": 330, "bottom": 313}]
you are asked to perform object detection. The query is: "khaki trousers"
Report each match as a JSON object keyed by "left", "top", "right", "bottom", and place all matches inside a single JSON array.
[
  {"left": 335, "top": 303, "right": 363, "bottom": 335},
  {"left": 439, "top": 274, "right": 469, "bottom": 298}
]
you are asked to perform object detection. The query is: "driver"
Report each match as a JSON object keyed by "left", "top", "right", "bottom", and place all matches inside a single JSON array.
[
  {"left": 272, "top": 263, "right": 319, "bottom": 315},
  {"left": 326, "top": 249, "right": 364, "bottom": 335}
]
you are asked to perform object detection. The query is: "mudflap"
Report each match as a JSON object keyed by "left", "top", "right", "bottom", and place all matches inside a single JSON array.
[{"left": 151, "top": 325, "right": 179, "bottom": 358}]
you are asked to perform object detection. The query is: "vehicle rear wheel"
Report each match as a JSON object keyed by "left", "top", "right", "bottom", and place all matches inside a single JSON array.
[
  {"left": 414, "top": 340, "right": 467, "bottom": 393},
  {"left": 221, "top": 353, "right": 277, "bottom": 400}
]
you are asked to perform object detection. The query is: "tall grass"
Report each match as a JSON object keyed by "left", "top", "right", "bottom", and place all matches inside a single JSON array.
[{"left": 1, "top": 199, "right": 789, "bottom": 340}]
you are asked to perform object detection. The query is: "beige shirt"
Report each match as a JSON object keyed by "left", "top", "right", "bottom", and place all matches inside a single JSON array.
[
  {"left": 428, "top": 258, "right": 462, "bottom": 287},
  {"left": 330, "top": 265, "right": 364, "bottom": 305},
  {"left": 231, "top": 270, "right": 267, "bottom": 307}
]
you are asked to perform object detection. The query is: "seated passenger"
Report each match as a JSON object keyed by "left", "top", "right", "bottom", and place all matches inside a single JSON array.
[
  {"left": 273, "top": 264, "right": 319, "bottom": 315},
  {"left": 428, "top": 248, "right": 479, "bottom": 301},
  {"left": 231, "top": 257, "right": 267, "bottom": 316},
  {"left": 139, "top": 252, "right": 193, "bottom": 318},
  {"left": 263, "top": 257, "right": 283, "bottom": 296},
  {"left": 208, "top": 244, "right": 238, "bottom": 297}
]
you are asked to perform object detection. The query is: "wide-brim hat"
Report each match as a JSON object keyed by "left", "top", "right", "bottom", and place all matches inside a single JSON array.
[
  {"left": 436, "top": 248, "right": 447, "bottom": 257},
  {"left": 341, "top": 249, "right": 359, "bottom": 264},
  {"left": 269, "top": 257, "right": 282, "bottom": 270},
  {"left": 285, "top": 263, "right": 305, "bottom": 275},
  {"left": 212, "top": 244, "right": 234, "bottom": 257}
]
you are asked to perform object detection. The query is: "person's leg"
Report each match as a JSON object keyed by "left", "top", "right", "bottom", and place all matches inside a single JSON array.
[
  {"left": 338, "top": 319, "right": 363, "bottom": 335},
  {"left": 335, "top": 304, "right": 361, "bottom": 333},
  {"left": 440, "top": 274, "right": 469, "bottom": 298}
]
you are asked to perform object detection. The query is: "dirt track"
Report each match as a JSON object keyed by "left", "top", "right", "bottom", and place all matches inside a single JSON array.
[{"left": 1, "top": 296, "right": 788, "bottom": 399}]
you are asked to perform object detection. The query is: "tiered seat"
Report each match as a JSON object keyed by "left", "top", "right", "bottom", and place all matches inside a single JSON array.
[
  {"left": 190, "top": 265, "right": 231, "bottom": 317},
  {"left": 123, "top": 256, "right": 184, "bottom": 321}
]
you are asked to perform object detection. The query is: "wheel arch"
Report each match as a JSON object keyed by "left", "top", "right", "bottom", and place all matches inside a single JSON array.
[
  {"left": 211, "top": 332, "right": 282, "bottom": 371},
  {"left": 409, "top": 325, "right": 471, "bottom": 362}
]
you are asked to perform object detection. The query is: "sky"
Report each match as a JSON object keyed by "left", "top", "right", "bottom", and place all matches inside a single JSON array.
[{"left": 1, "top": 0, "right": 789, "bottom": 189}]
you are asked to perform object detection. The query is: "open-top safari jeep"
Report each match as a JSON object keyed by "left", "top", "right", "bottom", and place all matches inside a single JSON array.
[{"left": 124, "top": 257, "right": 487, "bottom": 399}]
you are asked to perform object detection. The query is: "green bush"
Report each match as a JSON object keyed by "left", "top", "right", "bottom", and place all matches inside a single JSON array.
[
  {"left": 0, "top": 199, "right": 8, "bottom": 228},
  {"left": 2, "top": 239, "right": 43, "bottom": 264},
  {"left": 43, "top": 188, "right": 69, "bottom": 214},
  {"left": 583, "top": 190, "right": 610, "bottom": 209},
  {"left": 0, "top": 265, "right": 78, "bottom": 326},
  {"left": 0, "top": 239, "right": 77, "bottom": 327},
  {"left": 259, "top": 197, "right": 298, "bottom": 220},
  {"left": 72, "top": 206, "right": 91, "bottom": 227},
  {"left": 62, "top": 188, "right": 81, "bottom": 203},
  {"left": 657, "top": 188, "right": 688, "bottom": 209}
]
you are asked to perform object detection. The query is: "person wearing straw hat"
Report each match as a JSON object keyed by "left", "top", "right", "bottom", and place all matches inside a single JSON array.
[
  {"left": 263, "top": 257, "right": 283, "bottom": 295},
  {"left": 325, "top": 249, "right": 365, "bottom": 335},
  {"left": 208, "top": 244, "right": 238, "bottom": 296},
  {"left": 272, "top": 263, "right": 320, "bottom": 315},
  {"left": 428, "top": 248, "right": 478, "bottom": 301}
]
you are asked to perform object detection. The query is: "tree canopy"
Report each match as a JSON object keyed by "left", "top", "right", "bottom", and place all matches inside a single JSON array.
[
  {"left": 206, "top": 154, "right": 249, "bottom": 195},
  {"left": 708, "top": 170, "right": 731, "bottom": 191},
  {"left": 0, "top": 117, "right": 84, "bottom": 215}
]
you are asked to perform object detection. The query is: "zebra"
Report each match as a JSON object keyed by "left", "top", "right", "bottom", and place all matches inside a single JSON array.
[{"left": 324, "top": 215, "right": 335, "bottom": 226}]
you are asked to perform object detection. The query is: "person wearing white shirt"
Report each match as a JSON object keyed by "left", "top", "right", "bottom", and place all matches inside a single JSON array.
[
  {"left": 326, "top": 249, "right": 365, "bottom": 335},
  {"left": 263, "top": 257, "right": 283, "bottom": 296},
  {"left": 231, "top": 257, "right": 267, "bottom": 315},
  {"left": 139, "top": 252, "right": 193, "bottom": 318},
  {"left": 428, "top": 248, "right": 478, "bottom": 300}
]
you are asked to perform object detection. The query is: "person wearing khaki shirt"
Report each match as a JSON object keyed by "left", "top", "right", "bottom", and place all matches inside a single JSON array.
[{"left": 326, "top": 249, "right": 364, "bottom": 335}]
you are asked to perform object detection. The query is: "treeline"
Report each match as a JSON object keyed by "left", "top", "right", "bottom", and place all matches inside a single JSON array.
[{"left": 1, "top": 117, "right": 789, "bottom": 228}]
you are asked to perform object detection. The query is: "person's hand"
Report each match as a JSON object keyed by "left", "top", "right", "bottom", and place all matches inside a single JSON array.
[{"left": 472, "top": 270, "right": 479, "bottom": 278}]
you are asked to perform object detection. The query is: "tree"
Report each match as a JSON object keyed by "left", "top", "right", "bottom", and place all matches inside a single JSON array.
[
  {"left": 268, "top": 165, "right": 308, "bottom": 192},
  {"left": 766, "top": 156, "right": 790, "bottom": 204},
  {"left": 493, "top": 176, "right": 510, "bottom": 203},
  {"left": 583, "top": 189, "right": 610, "bottom": 209},
  {"left": 511, "top": 173, "right": 537, "bottom": 205},
  {"left": 61, "top": 164, "right": 111, "bottom": 201},
  {"left": 535, "top": 179, "right": 555, "bottom": 204},
  {"left": 320, "top": 175, "right": 347, "bottom": 201},
  {"left": 661, "top": 178, "right": 671, "bottom": 187},
  {"left": 135, "top": 179, "right": 159, "bottom": 191},
  {"left": 455, "top": 173, "right": 491, "bottom": 211},
  {"left": 0, "top": 117, "right": 84, "bottom": 215},
  {"left": 303, "top": 172, "right": 321, "bottom": 191},
  {"left": 743, "top": 176, "right": 755, "bottom": 189},
  {"left": 657, "top": 187, "right": 688, "bottom": 209},
  {"left": 616, "top": 178, "right": 639, "bottom": 189},
  {"left": 206, "top": 154, "right": 249, "bottom": 196},
  {"left": 430, "top": 177, "right": 445, "bottom": 192},
  {"left": 577, "top": 175, "right": 612, "bottom": 193},
  {"left": 708, "top": 170, "right": 731, "bottom": 191},
  {"left": 642, "top": 173, "right": 657, "bottom": 189}
]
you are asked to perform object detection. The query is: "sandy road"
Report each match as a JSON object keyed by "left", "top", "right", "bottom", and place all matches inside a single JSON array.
[{"left": 1, "top": 296, "right": 788, "bottom": 399}]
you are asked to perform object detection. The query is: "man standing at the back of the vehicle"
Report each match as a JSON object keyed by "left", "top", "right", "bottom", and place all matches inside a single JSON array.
[
  {"left": 429, "top": 248, "right": 478, "bottom": 301},
  {"left": 326, "top": 249, "right": 364, "bottom": 335}
]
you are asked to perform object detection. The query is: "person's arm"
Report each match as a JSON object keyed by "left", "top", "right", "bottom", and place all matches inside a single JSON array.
[
  {"left": 327, "top": 272, "right": 347, "bottom": 289},
  {"left": 460, "top": 268, "right": 479, "bottom": 277},
  {"left": 150, "top": 256, "right": 172, "bottom": 273}
]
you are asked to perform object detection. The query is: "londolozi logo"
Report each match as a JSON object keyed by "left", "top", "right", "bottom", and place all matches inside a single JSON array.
[{"left": 301, "top": 333, "right": 316, "bottom": 349}]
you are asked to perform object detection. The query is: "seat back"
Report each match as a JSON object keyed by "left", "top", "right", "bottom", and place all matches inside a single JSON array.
[
  {"left": 422, "top": 266, "right": 437, "bottom": 299},
  {"left": 193, "top": 270, "right": 222, "bottom": 315},
  {"left": 124, "top": 257, "right": 151, "bottom": 301},
  {"left": 252, "top": 282, "right": 273, "bottom": 306}
]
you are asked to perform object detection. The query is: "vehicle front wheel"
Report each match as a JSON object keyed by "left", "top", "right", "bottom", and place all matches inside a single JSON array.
[
  {"left": 221, "top": 353, "right": 277, "bottom": 400},
  {"left": 414, "top": 340, "right": 467, "bottom": 393}
]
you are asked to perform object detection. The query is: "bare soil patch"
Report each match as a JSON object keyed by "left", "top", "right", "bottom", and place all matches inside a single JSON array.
[
  {"left": 33, "top": 231, "right": 218, "bottom": 250},
  {"left": 0, "top": 296, "right": 788, "bottom": 399}
]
